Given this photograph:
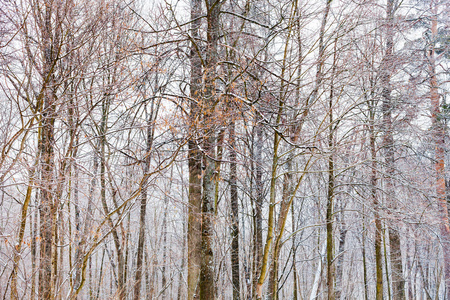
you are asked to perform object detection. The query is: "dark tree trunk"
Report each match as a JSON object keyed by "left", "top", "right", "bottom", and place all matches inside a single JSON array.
[{"left": 230, "top": 119, "right": 241, "bottom": 300}]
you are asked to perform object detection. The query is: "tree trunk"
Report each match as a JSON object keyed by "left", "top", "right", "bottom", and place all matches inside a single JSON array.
[
  {"left": 99, "top": 98, "right": 125, "bottom": 300},
  {"left": 361, "top": 220, "right": 369, "bottom": 300},
  {"left": 267, "top": 155, "right": 294, "bottom": 300},
  {"left": 256, "top": 121, "right": 280, "bottom": 300},
  {"left": 367, "top": 89, "right": 384, "bottom": 300},
  {"left": 252, "top": 116, "right": 263, "bottom": 300},
  {"left": 38, "top": 3, "right": 58, "bottom": 298},
  {"left": 134, "top": 96, "right": 157, "bottom": 300},
  {"left": 371, "top": 118, "right": 384, "bottom": 300},
  {"left": 381, "top": 0, "right": 405, "bottom": 298},
  {"left": 335, "top": 207, "right": 347, "bottom": 300},
  {"left": 428, "top": 2, "right": 450, "bottom": 298},
  {"left": 326, "top": 38, "right": 338, "bottom": 300},
  {"left": 11, "top": 160, "right": 37, "bottom": 299},
  {"left": 187, "top": 0, "right": 203, "bottom": 297},
  {"left": 230, "top": 118, "right": 241, "bottom": 300},
  {"left": 199, "top": 0, "right": 221, "bottom": 298}
]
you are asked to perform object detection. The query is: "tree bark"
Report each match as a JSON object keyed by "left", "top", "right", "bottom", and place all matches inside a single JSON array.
[
  {"left": 252, "top": 115, "right": 263, "bottom": 300},
  {"left": 381, "top": 1, "right": 405, "bottom": 298},
  {"left": 38, "top": 2, "right": 58, "bottom": 298},
  {"left": 187, "top": 0, "right": 203, "bottom": 297},
  {"left": 371, "top": 115, "right": 384, "bottom": 300},
  {"left": 428, "top": 2, "right": 450, "bottom": 298},
  {"left": 335, "top": 209, "right": 347, "bottom": 300},
  {"left": 230, "top": 118, "right": 241, "bottom": 300},
  {"left": 199, "top": 0, "right": 221, "bottom": 298},
  {"left": 134, "top": 86, "right": 158, "bottom": 300}
]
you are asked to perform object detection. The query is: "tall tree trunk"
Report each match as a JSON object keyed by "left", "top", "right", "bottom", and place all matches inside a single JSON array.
[
  {"left": 256, "top": 113, "right": 280, "bottom": 300},
  {"left": 335, "top": 209, "right": 347, "bottom": 300},
  {"left": 10, "top": 157, "right": 37, "bottom": 299},
  {"left": 370, "top": 107, "right": 384, "bottom": 300},
  {"left": 381, "top": 0, "right": 405, "bottom": 298},
  {"left": 187, "top": 0, "right": 203, "bottom": 297},
  {"left": 292, "top": 206, "right": 299, "bottom": 300},
  {"left": 428, "top": 1, "right": 450, "bottom": 298},
  {"left": 361, "top": 216, "right": 369, "bottom": 300},
  {"left": 73, "top": 141, "right": 98, "bottom": 298},
  {"left": 199, "top": 0, "right": 221, "bottom": 298},
  {"left": 267, "top": 155, "right": 293, "bottom": 300},
  {"left": 162, "top": 194, "right": 169, "bottom": 298},
  {"left": 38, "top": 2, "right": 58, "bottom": 298},
  {"left": 31, "top": 194, "right": 38, "bottom": 300},
  {"left": 266, "top": 7, "right": 301, "bottom": 298},
  {"left": 252, "top": 115, "right": 263, "bottom": 300},
  {"left": 326, "top": 38, "right": 338, "bottom": 300},
  {"left": 230, "top": 118, "right": 241, "bottom": 300},
  {"left": 99, "top": 98, "right": 125, "bottom": 300},
  {"left": 134, "top": 97, "right": 157, "bottom": 300}
]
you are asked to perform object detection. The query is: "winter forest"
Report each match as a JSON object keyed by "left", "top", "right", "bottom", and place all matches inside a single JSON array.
[{"left": 0, "top": 0, "right": 449, "bottom": 299}]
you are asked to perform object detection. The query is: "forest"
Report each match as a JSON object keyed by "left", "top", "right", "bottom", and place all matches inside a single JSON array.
[{"left": 0, "top": 0, "right": 449, "bottom": 299}]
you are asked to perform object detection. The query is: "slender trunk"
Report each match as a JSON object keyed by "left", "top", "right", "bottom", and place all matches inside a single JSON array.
[
  {"left": 215, "top": 128, "right": 226, "bottom": 213},
  {"left": 73, "top": 146, "right": 98, "bottom": 297},
  {"left": 31, "top": 195, "right": 38, "bottom": 300},
  {"left": 371, "top": 118, "right": 384, "bottom": 300},
  {"left": 362, "top": 212, "right": 369, "bottom": 300},
  {"left": 123, "top": 214, "right": 131, "bottom": 299},
  {"left": 292, "top": 201, "right": 300, "bottom": 300},
  {"left": 10, "top": 162, "right": 37, "bottom": 299},
  {"left": 381, "top": 0, "right": 405, "bottom": 298},
  {"left": 326, "top": 121, "right": 335, "bottom": 300},
  {"left": 267, "top": 157, "right": 292, "bottom": 300},
  {"left": 178, "top": 209, "right": 187, "bottom": 300},
  {"left": 292, "top": 7, "right": 302, "bottom": 298},
  {"left": 326, "top": 39, "right": 338, "bottom": 300},
  {"left": 230, "top": 119, "right": 240, "bottom": 300},
  {"left": 310, "top": 242, "right": 327, "bottom": 300},
  {"left": 252, "top": 116, "right": 263, "bottom": 300},
  {"left": 187, "top": 0, "right": 203, "bottom": 296},
  {"left": 95, "top": 248, "right": 106, "bottom": 300},
  {"left": 335, "top": 208, "right": 347, "bottom": 300},
  {"left": 134, "top": 100, "right": 155, "bottom": 300},
  {"left": 161, "top": 196, "right": 168, "bottom": 298},
  {"left": 428, "top": 2, "right": 450, "bottom": 299},
  {"left": 99, "top": 98, "right": 125, "bottom": 300},
  {"left": 263, "top": 10, "right": 301, "bottom": 297},
  {"left": 256, "top": 121, "right": 280, "bottom": 300},
  {"left": 384, "top": 228, "right": 392, "bottom": 299},
  {"left": 38, "top": 3, "right": 57, "bottom": 298}
]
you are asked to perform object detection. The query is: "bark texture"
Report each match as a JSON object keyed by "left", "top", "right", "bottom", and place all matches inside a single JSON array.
[
  {"left": 230, "top": 120, "right": 241, "bottom": 300},
  {"left": 187, "top": 0, "right": 203, "bottom": 297},
  {"left": 428, "top": 2, "right": 450, "bottom": 298}
]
